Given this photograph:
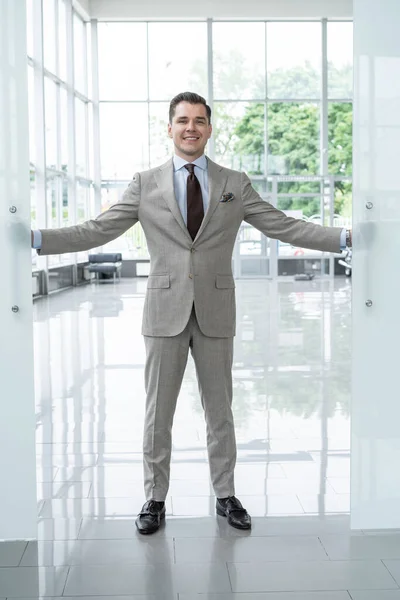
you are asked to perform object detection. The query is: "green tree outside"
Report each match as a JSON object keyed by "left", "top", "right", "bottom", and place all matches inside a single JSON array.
[{"left": 213, "top": 61, "right": 353, "bottom": 219}]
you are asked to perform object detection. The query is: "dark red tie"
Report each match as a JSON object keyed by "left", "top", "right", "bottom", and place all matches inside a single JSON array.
[{"left": 185, "top": 163, "right": 204, "bottom": 240}]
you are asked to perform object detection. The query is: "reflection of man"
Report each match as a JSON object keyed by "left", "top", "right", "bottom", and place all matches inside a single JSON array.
[{"left": 32, "top": 91, "right": 352, "bottom": 534}]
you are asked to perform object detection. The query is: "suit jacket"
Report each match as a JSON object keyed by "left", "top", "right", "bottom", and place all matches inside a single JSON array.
[{"left": 39, "top": 157, "right": 342, "bottom": 337}]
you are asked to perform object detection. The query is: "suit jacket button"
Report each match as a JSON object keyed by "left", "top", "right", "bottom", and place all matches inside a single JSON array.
[
  {"left": 191, "top": 248, "right": 195, "bottom": 253},
  {"left": 189, "top": 273, "right": 193, "bottom": 279}
]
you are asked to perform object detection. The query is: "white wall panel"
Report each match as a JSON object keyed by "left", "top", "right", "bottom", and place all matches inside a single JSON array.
[{"left": 352, "top": 0, "right": 400, "bottom": 530}]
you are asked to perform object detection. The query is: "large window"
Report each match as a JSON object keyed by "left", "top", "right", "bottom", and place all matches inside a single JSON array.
[
  {"left": 327, "top": 22, "right": 353, "bottom": 99},
  {"left": 98, "top": 20, "right": 353, "bottom": 261},
  {"left": 148, "top": 23, "right": 208, "bottom": 100},
  {"left": 100, "top": 103, "right": 149, "bottom": 179},
  {"left": 28, "top": 15, "right": 353, "bottom": 270},
  {"left": 27, "top": 0, "right": 95, "bottom": 272},
  {"left": 213, "top": 22, "right": 265, "bottom": 100},
  {"left": 267, "top": 22, "right": 322, "bottom": 99},
  {"left": 268, "top": 103, "right": 320, "bottom": 176},
  {"left": 214, "top": 102, "right": 266, "bottom": 173},
  {"left": 327, "top": 22, "right": 353, "bottom": 219},
  {"left": 98, "top": 23, "right": 148, "bottom": 101}
]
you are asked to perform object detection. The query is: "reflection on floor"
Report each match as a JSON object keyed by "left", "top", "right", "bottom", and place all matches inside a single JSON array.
[{"left": 2, "top": 276, "right": 400, "bottom": 598}]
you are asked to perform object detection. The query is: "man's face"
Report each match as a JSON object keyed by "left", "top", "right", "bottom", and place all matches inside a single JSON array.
[{"left": 168, "top": 102, "right": 212, "bottom": 161}]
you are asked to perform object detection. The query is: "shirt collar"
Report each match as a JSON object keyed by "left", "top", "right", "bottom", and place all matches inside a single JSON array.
[{"left": 173, "top": 154, "right": 207, "bottom": 172}]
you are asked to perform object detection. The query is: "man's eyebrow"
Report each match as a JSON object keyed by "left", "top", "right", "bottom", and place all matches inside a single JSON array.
[{"left": 177, "top": 117, "right": 206, "bottom": 121}]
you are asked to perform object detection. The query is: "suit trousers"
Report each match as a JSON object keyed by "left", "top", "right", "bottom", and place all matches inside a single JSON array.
[{"left": 143, "top": 306, "right": 236, "bottom": 501}]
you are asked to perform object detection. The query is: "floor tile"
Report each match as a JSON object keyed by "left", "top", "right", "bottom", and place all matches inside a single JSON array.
[
  {"left": 218, "top": 515, "right": 352, "bottom": 538},
  {"left": 36, "top": 481, "right": 92, "bottom": 500},
  {"left": 11, "top": 597, "right": 172, "bottom": 600},
  {"left": 53, "top": 465, "right": 145, "bottom": 483},
  {"left": 36, "top": 429, "right": 105, "bottom": 443},
  {"left": 37, "top": 453, "right": 98, "bottom": 467},
  {"left": 0, "top": 541, "right": 27, "bottom": 566},
  {"left": 78, "top": 518, "right": 139, "bottom": 540},
  {"left": 298, "top": 493, "right": 350, "bottom": 514},
  {"left": 39, "top": 496, "right": 172, "bottom": 518},
  {"left": 234, "top": 479, "right": 289, "bottom": 496},
  {"left": 64, "top": 563, "right": 231, "bottom": 595},
  {"left": 265, "top": 478, "right": 331, "bottom": 495},
  {"left": 78, "top": 517, "right": 222, "bottom": 539},
  {"left": 228, "top": 560, "right": 397, "bottom": 592},
  {"left": 0, "top": 566, "right": 68, "bottom": 596},
  {"left": 35, "top": 468, "right": 58, "bottom": 483},
  {"left": 234, "top": 464, "right": 287, "bottom": 480},
  {"left": 37, "top": 500, "right": 45, "bottom": 517},
  {"left": 36, "top": 442, "right": 70, "bottom": 454},
  {"left": 382, "top": 560, "right": 400, "bottom": 585},
  {"left": 310, "top": 456, "right": 351, "bottom": 479},
  {"left": 172, "top": 495, "right": 304, "bottom": 517},
  {"left": 179, "top": 593, "right": 351, "bottom": 600},
  {"left": 328, "top": 478, "right": 351, "bottom": 494},
  {"left": 20, "top": 537, "right": 175, "bottom": 566},
  {"left": 167, "top": 463, "right": 223, "bottom": 481},
  {"left": 37, "top": 518, "right": 82, "bottom": 540},
  {"left": 168, "top": 478, "right": 321, "bottom": 500},
  {"left": 320, "top": 534, "right": 400, "bottom": 560},
  {"left": 363, "top": 529, "right": 400, "bottom": 536},
  {"left": 174, "top": 535, "right": 328, "bottom": 563},
  {"left": 349, "top": 592, "right": 400, "bottom": 599},
  {"left": 165, "top": 480, "right": 216, "bottom": 497},
  {"left": 84, "top": 441, "right": 144, "bottom": 453},
  {"left": 96, "top": 453, "right": 146, "bottom": 466},
  {"left": 87, "top": 480, "right": 152, "bottom": 498}
]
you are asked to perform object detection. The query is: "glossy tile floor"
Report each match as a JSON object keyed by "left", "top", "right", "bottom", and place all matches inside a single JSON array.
[{"left": 3, "top": 277, "right": 400, "bottom": 598}]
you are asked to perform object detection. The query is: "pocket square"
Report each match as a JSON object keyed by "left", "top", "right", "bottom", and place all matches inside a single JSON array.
[{"left": 220, "top": 192, "right": 234, "bottom": 203}]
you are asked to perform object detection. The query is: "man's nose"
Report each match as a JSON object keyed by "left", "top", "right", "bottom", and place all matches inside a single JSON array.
[{"left": 186, "top": 122, "right": 197, "bottom": 130}]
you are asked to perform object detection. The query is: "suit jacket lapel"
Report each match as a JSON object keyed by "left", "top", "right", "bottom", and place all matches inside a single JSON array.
[
  {"left": 154, "top": 158, "right": 192, "bottom": 242},
  {"left": 154, "top": 156, "right": 228, "bottom": 244},
  {"left": 194, "top": 157, "right": 227, "bottom": 242}
]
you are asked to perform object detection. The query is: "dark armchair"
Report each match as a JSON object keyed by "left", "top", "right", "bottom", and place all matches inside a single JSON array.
[{"left": 88, "top": 253, "right": 122, "bottom": 283}]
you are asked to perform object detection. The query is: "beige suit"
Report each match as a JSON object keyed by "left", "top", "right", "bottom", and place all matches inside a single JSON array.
[{"left": 39, "top": 157, "right": 342, "bottom": 499}]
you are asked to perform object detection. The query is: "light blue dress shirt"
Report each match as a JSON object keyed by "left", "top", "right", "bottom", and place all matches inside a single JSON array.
[
  {"left": 339, "top": 228, "right": 346, "bottom": 249},
  {"left": 32, "top": 229, "right": 42, "bottom": 249},
  {"left": 32, "top": 154, "right": 346, "bottom": 250}
]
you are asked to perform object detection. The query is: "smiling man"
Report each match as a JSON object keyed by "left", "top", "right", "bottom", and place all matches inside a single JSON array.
[{"left": 32, "top": 91, "right": 352, "bottom": 534}]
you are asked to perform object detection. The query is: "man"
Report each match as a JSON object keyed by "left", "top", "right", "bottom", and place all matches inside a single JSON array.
[{"left": 32, "top": 91, "right": 352, "bottom": 534}]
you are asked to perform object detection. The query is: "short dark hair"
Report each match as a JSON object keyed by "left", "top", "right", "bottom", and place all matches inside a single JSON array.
[{"left": 169, "top": 92, "right": 212, "bottom": 125}]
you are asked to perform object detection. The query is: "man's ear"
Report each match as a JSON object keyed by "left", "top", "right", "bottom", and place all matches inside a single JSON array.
[{"left": 167, "top": 123, "right": 173, "bottom": 138}]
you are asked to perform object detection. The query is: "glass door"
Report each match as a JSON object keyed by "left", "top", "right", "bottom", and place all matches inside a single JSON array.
[{"left": 0, "top": 0, "right": 37, "bottom": 539}]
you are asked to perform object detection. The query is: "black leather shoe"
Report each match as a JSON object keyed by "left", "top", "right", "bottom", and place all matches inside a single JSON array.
[
  {"left": 135, "top": 500, "right": 166, "bottom": 535},
  {"left": 216, "top": 496, "right": 252, "bottom": 530}
]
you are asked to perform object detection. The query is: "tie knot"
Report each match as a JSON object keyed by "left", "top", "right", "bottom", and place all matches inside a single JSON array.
[{"left": 184, "top": 163, "right": 195, "bottom": 175}]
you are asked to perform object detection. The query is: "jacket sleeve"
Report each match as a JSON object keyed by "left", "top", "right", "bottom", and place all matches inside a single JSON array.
[
  {"left": 38, "top": 174, "right": 141, "bottom": 256},
  {"left": 241, "top": 173, "right": 342, "bottom": 253}
]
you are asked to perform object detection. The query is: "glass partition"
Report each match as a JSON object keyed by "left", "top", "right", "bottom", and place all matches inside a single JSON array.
[{"left": 0, "top": 0, "right": 37, "bottom": 540}]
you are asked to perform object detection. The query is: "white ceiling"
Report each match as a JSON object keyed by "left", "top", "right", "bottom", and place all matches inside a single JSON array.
[{"left": 76, "top": 0, "right": 353, "bottom": 21}]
